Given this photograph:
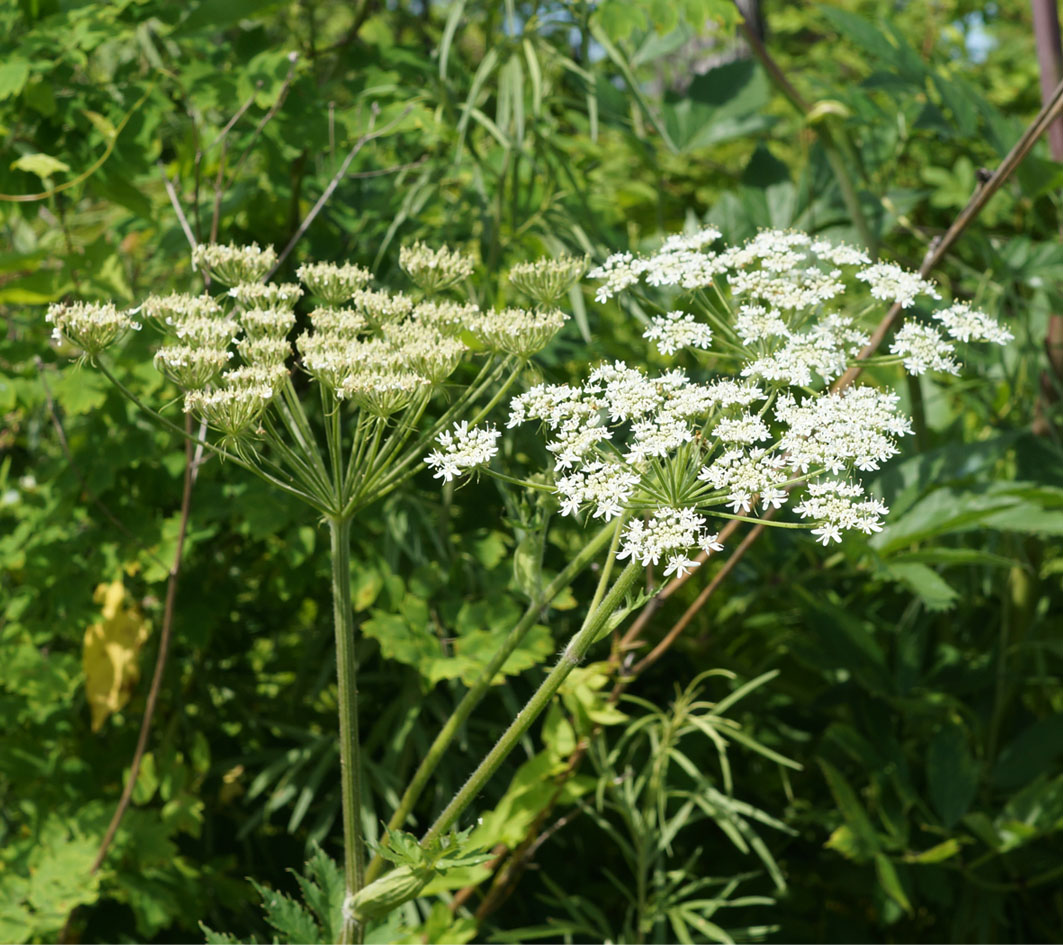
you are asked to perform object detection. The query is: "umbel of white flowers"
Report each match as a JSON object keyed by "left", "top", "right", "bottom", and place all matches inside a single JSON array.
[
  {"left": 425, "top": 227, "right": 1013, "bottom": 576},
  {"left": 44, "top": 242, "right": 586, "bottom": 450}
]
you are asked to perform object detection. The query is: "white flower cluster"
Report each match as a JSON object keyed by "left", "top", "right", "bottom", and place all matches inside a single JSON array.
[
  {"left": 46, "top": 301, "right": 141, "bottom": 356},
  {"left": 424, "top": 421, "right": 501, "bottom": 482},
  {"left": 617, "top": 508, "right": 723, "bottom": 578},
  {"left": 933, "top": 301, "right": 1014, "bottom": 345},
  {"left": 426, "top": 229, "right": 1012, "bottom": 565},
  {"left": 643, "top": 311, "right": 714, "bottom": 356},
  {"left": 889, "top": 323, "right": 959, "bottom": 376}
]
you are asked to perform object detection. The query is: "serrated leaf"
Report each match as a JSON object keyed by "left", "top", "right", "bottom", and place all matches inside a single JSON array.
[
  {"left": 292, "top": 846, "right": 344, "bottom": 943},
  {"left": 250, "top": 880, "right": 322, "bottom": 944}
]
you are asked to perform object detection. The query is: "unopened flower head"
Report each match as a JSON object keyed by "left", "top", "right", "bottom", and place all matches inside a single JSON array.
[
  {"left": 508, "top": 254, "right": 587, "bottom": 305},
  {"left": 309, "top": 307, "right": 367, "bottom": 338},
  {"left": 297, "top": 261, "right": 371, "bottom": 304},
  {"left": 237, "top": 335, "right": 291, "bottom": 366},
  {"left": 386, "top": 321, "right": 468, "bottom": 383},
  {"left": 183, "top": 383, "right": 273, "bottom": 440},
  {"left": 154, "top": 344, "right": 231, "bottom": 389},
  {"left": 192, "top": 242, "right": 276, "bottom": 287},
  {"left": 46, "top": 301, "right": 141, "bottom": 356},
  {"left": 172, "top": 315, "right": 240, "bottom": 349},
  {"left": 413, "top": 300, "right": 481, "bottom": 334},
  {"left": 350, "top": 289, "right": 415, "bottom": 325},
  {"left": 229, "top": 282, "right": 303, "bottom": 311},
  {"left": 240, "top": 307, "right": 296, "bottom": 339},
  {"left": 142, "top": 292, "right": 222, "bottom": 327},
  {"left": 340, "top": 370, "right": 428, "bottom": 415},
  {"left": 424, "top": 421, "right": 500, "bottom": 481},
  {"left": 223, "top": 363, "right": 288, "bottom": 390},
  {"left": 468, "top": 307, "right": 567, "bottom": 358},
  {"left": 399, "top": 242, "right": 475, "bottom": 293}
]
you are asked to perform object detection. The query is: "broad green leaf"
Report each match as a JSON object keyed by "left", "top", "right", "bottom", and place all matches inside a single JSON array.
[
  {"left": 882, "top": 561, "right": 958, "bottom": 612},
  {"left": 10, "top": 152, "right": 70, "bottom": 180},
  {"left": 992, "top": 715, "right": 1063, "bottom": 789},
  {"left": 0, "top": 57, "right": 30, "bottom": 101}
]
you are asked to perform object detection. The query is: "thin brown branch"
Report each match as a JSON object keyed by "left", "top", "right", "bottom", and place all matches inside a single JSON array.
[
  {"left": 157, "top": 162, "right": 197, "bottom": 251},
  {"left": 87, "top": 413, "right": 196, "bottom": 876},
  {"left": 265, "top": 103, "right": 416, "bottom": 278}
]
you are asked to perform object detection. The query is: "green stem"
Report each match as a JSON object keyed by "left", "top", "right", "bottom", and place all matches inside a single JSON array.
[
  {"left": 421, "top": 560, "right": 643, "bottom": 846},
  {"left": 365, "top": 520, "right": 617, "bottom": 882},
  {"left": 329, "top": 516, "right": 366, "bottom": 945}
]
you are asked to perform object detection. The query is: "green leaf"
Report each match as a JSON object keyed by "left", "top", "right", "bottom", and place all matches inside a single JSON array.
[
  {"left": 992, "top": 715, "right": 1063, "bottom": 789},
  {"left": 292, "top": 847, "right": 344, "bottom": 943},
  {"left": 250, "top": 880, "right": 321, "bottom": 945},
  {"left": 882, "top": 561, "right": 958, "bottom": 612},
  {"left": 10, "top": 153, "right": 70, "bottom": 181},
  {"left": 904, "top": 838, "right": 963, "bottom": 864},
  {"left": 873, "top": 853, "right": 912, "bottom": 913},
  {"left": 0, "top": 58, "right": 30, "bottom": 101},
  {"left": 818, "top": 759, "right": 881, "bottom": 861},
  {"left": 199, "top": 924, "right": 240, "bottom": 945},
  {"left": 927, "top": 725, "right": 979, "bottom": 828}
]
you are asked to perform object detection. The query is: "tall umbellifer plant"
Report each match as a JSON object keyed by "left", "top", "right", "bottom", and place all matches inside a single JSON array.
[
  {"left": 45, "top": 241, "right": 578, "bottom": 944},
  {"left": 45, "top": 227, "right": 1012, "bottom": 942}
]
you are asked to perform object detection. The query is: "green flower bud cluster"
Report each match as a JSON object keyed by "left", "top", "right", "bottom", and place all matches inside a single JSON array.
[
  {"left": 191, "top": 242, "right": 276, "bottom": 286},
  {"left": 297, "top": 261, "right": 371, "bottom": 305},
  {"left": 399, "top": 241, "right": 475, "bottom": 293},
  {"left": 468, "top": 306, "right": 568, "bottom": 358},
  {"left": 45, "top": 301, "right": 141, "bottom": 357},
  {"left": 508, "top": 254, "right": 587, "bottom": 305}
]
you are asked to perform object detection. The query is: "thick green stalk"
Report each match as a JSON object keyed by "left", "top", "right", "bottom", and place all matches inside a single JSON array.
[
  {"left": 329, "top": 517, "right": 365, "bottom": 945},
  {"left": 364, "top": 520, "right": 617, "bottom": 882},
  {"left": 421, "top": 560, "right": 643, "bottom": 847}
]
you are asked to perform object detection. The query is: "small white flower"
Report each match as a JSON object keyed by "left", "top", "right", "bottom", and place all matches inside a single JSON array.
[
  {"left": 424, "top": 421, "right": 501, "bottom": 482},
  {"left": 889, "top": 322, "right": 959, "bottom": 376},
  {"left": 643, "top": 310, "right": 714, "bottom": 356}
]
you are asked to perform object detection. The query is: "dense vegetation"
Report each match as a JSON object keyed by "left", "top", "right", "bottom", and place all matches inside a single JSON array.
[{"left": 3, "top": 1, "right": 1063, "bottom": 942}]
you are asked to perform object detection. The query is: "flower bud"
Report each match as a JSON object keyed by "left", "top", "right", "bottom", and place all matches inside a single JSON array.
[{"left": 348, "top": 866, "right": 432, "bottom": 923}]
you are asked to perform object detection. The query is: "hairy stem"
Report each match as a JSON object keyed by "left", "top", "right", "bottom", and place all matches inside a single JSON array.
[
  {"left": 329, "top": 516, "right": 366, "bottom": 945},
  {"left": 365, "top": 520, "right": 616, "bottom": 881}
]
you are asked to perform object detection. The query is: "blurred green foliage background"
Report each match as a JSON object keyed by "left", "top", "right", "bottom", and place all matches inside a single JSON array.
[{"left": 3, "top": 0, "right": 1063, "bottom": 941}]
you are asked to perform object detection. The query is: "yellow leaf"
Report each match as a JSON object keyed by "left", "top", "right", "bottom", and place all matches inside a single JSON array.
[{"left": 83, "top": 580, "right": 151, "bottom": 732}]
